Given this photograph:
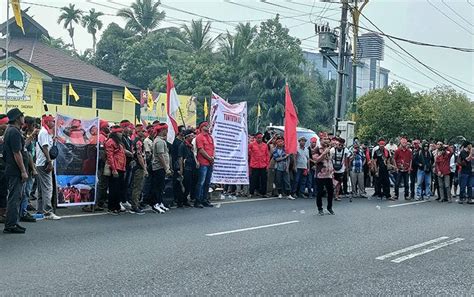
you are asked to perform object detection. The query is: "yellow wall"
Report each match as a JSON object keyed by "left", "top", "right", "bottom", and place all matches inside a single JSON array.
[{"left": 1, "top": 58, "right": 136, "bottom": 122}]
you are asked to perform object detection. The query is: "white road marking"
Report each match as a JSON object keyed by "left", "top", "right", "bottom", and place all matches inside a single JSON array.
[
  {"left": 60, "top": 213, "right": 108, "bottom": 219},
  {"left": 219, "top": 197, "right": 279, "bottom": 204},
  {"left": 205, "top": 220, "right": 300, "bottom": 237},
  {"left": 387, "top": 200, "right": 428, "bottom": 208},
  {"left": 391, "top": 238, "right": 465, "bottom": 263},
  {"left": 376, "top": 236, "right": 449, "bottom": 260}
]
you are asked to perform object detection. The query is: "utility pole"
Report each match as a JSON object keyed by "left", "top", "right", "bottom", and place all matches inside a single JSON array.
[
  {"left": 350, "top": 0, "right": 369, "bottom": 120},
  {"left": 333, "top": 0, "right": 349, "bottom": 135}
]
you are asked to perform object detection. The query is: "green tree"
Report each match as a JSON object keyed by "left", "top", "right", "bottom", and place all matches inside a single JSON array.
[
  {"left": 177, "top": 19, "right": 220, "bottom": 53},
  {"left": 94, "top": 23, "right": 134, "bottom": 76},
  {"left": 355, "top": 82, "right": 437, "bottom": 141},
  {"left": 117, "top": 0, "right": 165, "bottom": 36},
  {"left": 81, "top": 9, "right": 104, "bottom": 53},
  {"left": 219, "top": 22, "right": 257, "bottom": 65},
  {"left": 429, "top": 86, "right": 474, "bottom": 141},
  {"left": 41, "top": 36, "right": 74, "bottom": 56},
  {"left": 57, "top": 3, "right": 83, "bottom": 52}
]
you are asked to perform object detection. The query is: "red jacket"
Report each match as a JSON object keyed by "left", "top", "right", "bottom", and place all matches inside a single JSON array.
[
  {"left": 248, "top": 141, "right": 270, "bottom": 169},
  {"left": 394, "top": 148, "right": 412, "bottom": 172},
  {"left": 435, "top": 150, "right": 453, "bottom": 176},
  {"left": 105, "top": 138, "right": 126, "bottom": 172}
]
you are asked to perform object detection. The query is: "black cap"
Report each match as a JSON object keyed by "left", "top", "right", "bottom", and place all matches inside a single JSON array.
[
  {"left": 7, "top": 108, "right": 24, "bottom": 123},
  {"left": 183, "top": 129, "right": 195, "bottom": 137}
]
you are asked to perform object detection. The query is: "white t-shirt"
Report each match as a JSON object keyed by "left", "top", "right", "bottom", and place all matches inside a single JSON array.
[
  {"left": 36, "top": 126, "right": 53, "bottom": 167},
  {"left": 330, "top": 147, "right": 349, "bottom": 174},
  {"left": 296, "top": 147, "right": 309, "bottom": 169}
]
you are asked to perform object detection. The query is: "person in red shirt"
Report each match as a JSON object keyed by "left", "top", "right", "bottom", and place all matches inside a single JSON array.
[
  {"left": 435, "top": 143, "right": 453, "bottom": 202},
  {"left": 195, "top": 121, "right": 214, "bottom": 208},
  {"left": 105, "top": 126, "right": 127, "bottom": 214},
  {"left": 248, "top": 132, "right": 270, "bottom": 198},
  {"left": 394, "top": 137, "right": 413, "bottom": 200}
]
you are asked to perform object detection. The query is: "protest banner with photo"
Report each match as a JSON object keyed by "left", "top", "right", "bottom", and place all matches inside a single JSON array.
[
  {"left": 210, "top": 92, "right": 249, "bottom": 185},
  {"left": 54, "top": 114, "right": 99, "bottom": 206}
]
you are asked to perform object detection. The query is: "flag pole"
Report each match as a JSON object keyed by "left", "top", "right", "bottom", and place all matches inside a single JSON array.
[
  {"left": 177, "top": 106, "right": 186, "bottom": 127},
  {"left": 4, "top": 0, "right": 10, "bottom": 113}
]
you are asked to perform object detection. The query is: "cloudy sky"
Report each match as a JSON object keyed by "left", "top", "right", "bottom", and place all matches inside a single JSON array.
[{"left": 2, "top": 0, "right": 473, "bottom": 96}]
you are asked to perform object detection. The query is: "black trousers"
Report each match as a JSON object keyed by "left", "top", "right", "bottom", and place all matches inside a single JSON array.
[
  {"left": 375, "top": 169, "right": 391, "bottom": 198},
  {"left": 410, "top": 170, "right": 417, "bottom": 198},
  {"left": 108, "top": 171, "right": 125, "bottom": 211},
  {"left": 151, "top": 169, "right": 166, "bottom": 206},
  {"left": 342, "top": 171, "right": 349, "bottom": 194},
  {"left": 249, "top": 168, "right": 267, "bottom": 195},
  {"left": 316, "top": 178, "right": 334, "bottom": 211},
  {"left": 395, "top": 171, "right": 410, "bottom": 198},
  {"left": 183, "top": 169, "right": 198, "bottom": 202},
  {"left": 0, "top": 173, "right": 7, "bottom": 209},
  {"left": 173, "top": 172, "right": 184, "bottom": 205}
]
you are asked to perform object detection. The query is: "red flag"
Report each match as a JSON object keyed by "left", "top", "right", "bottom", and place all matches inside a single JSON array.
[{"left": 284, "top": 83, "right": 298, "bottom": 154}]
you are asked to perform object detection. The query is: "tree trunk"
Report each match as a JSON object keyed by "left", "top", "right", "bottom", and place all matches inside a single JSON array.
[
  {"left": 92, "top": 34, "right": 96, "bottom": 53},
  {"left": 69, "top": 25, "right": 76, "bottom": 52}
]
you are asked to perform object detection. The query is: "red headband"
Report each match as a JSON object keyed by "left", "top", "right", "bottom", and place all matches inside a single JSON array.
[
  {"left": 199, "top": 122, "right": 209, "bottom": 130},
  {"left": 0, "top": 117, "right": 9, "bottom": 125},
  {"left": 379, "top": 141, "right": 386, "bottom": 146},
  {"left": 310, "top": 137, "right": 317, "bottom": 143},
  {"left": 111, "top": 127, "right": 123, "bottom": 133},
  {"left": 120, "top": 122, "right": 131, "bottom": 128},
  {"left": 100, "top": 120, "right": 109, "bottom": 130},
  {"left": 42, "top": 115, "right": 55, "bottom": 124},
  {"left": 154, "top": 123, "right": 168, "bottom": 134}
]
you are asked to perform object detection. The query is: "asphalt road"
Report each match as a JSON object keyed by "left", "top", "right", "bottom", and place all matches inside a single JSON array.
[{"left": 0, "top": 196, "right": 472, "bottom": 295}]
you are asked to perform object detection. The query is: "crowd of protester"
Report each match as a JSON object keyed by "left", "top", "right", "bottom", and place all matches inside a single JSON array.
[{"left": 1, "top": 107, "right": 473, "bottom": 234}]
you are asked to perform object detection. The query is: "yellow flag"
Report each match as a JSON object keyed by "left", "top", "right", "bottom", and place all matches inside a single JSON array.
[
  {"left": 257, "top": 102, "right": 261, "bottom": 117},
  {"left": 124, "top": 87, "right": 140, "bottom": 104},
  {"left": 68, "top": 83, "right": 80, "bottom": 101},
  {"left": 147, "top": 89, "right": 153, "bottom": 110},
  {"left": 10, "top": 0, "right": 25, "bottom": 35},
  {"left": 204, "top": 97, "right": 208, "bottom": 119}
]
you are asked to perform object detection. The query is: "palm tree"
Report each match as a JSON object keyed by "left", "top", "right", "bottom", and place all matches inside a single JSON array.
[
  {"left": 117, "top": 0, "right": 165, "bottom": 36},
  {"left": 81, "top": 9, "right": 104, "bottom": 53},
  {"left": 57, "top": 4, "right": 83, "bottom": 52},
  {"left": 219, "top": 22, "right": 256, "bottom": 65},
  {"left": 179, "top": 19, "right": 220, "bottom": 53}
]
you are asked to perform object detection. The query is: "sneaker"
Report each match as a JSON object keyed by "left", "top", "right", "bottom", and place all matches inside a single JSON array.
[
  {"left": 287, "top": 195, "right": 295, "bottom": 200},
  {"left": 467, "top": 199, "right": 474, "bottom": 205},
  {"left": 183, "top": 202, "right": 192, "bottom": 208},
  {"left": 278, "top": 194, "right": 283, "bottom": 199},
  {"left": 3, "top": 226, "right": 25, "bottom": 234},
  {"left": 45, "top": 213, "right": 61, "bottom": 220},
  {"left": 108, "top": 210, "right": 120, "bottom": 216},
  {"left": 20, "top": 213, "right": 36, "bottom": 223},
  {"left": 202, "top": 202, "right": 214, "bottom": 208},
  {"left": 119, "top": 203, "right": 126, "bottom": 212},
  {"left": 458, "top": 200, "right": 464, "bottom": 204},
  {"left": 159, "top": 203, "right": 170, "bottom": 211},
  {"left": 318, "top": 210, "right": 324, "bottom": 216},
  {"left": 123, "top": 201, "right": 132, "bottom": 209},
  {"left": 15, "top": 224, "right": 26, "bottom": 231},
  {"left": 152, "top": 204, "right": 165, "bottom": 213},
  {"left": 327, "top": 209, "right": 335, "bottom": 215},
  {"left": 131, "top": 207, "right": 145, "bottom": 215},
  {"left": 141, "top": 204, "right": 152, "bottom": 212},
  {"left": 194, "top": 204, "right": 204, "bottom": 208}
]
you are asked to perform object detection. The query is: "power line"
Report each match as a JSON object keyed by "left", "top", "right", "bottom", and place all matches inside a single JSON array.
[
  {"left": 355, "top": 25, "right": 474, "bottom": 52},
  {"left": 358, "top": 11, "right": 474, "bottom": 94},
  {"left": 468, "top": 0, "right": 474, "bottom": 7},
  {"left": 441, "top": 0, "right": 473, "bottom": 26},
  {"left": 390, "top": 72, "right": 433, "bottom": 90},
  {"left": 426, "top": 0, "right": 473, "bottom": 35}
]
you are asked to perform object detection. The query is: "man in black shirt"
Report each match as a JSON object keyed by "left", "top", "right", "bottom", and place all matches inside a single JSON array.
[
  {"left": 3, "top": 108, "right": 28, "bottom": 234},
  {"left": 0, "top": 114, "right": 9, "bottom": 223},
  {"left": 178, "top": 130, "right": 197, "bottom": 207},
  {"left": 171, "top": 126, "right": 185, "bottom": 207},
  {"left": 458, "top": 141, "right": 473, "bottom": 204}
]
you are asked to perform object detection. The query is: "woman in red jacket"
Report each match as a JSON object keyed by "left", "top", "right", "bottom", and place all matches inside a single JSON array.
[{"left": 105, "top": 126, "right": 127, "bottom": 214}]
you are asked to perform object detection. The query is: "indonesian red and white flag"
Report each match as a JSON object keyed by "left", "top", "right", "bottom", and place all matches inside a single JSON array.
[{"left": 166, "top": 72, "right": 180, "bottom": 143}]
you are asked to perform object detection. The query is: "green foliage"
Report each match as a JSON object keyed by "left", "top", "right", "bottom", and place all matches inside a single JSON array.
[
  {"left": 355, "top": 83, "right": 473, "bottom": 142},
  {"left": 81, "top": 9, "right": 104, "bottom": 53},
  {"left": 117, "top": 0, "right": 165, "bottom": 36},
  {"left": 57, "top": 4, "right": 83, "bottom": 51}
]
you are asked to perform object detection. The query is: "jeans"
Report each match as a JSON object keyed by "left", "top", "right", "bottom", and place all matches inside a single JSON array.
[
  {"left": 316, "top": 178, "right": 334, "bottom": 211},
  {"left": 21, "top": 176, "right": 34, "bottom": 217},
  {"left": 395, "top": 171, "right": 409, "bottom": 198},
  {"left": 36, "top": 165, "right": 53, "bottom": 214},
  {"left": 459, "top": 173, "right": 473, "bottom": 201},
  {"left": 410, "top": 170, "right": 417, "bottom": 198},
  {"left": 306, "top": 169, "right": 315, "bottom": 197},
  {"left": 292, "top": 168, "right": 307, "bottom": 196},
  {"left": 275, "top": 170, "right": 291, "bottom": 195},
  {"left": 5, "top": 176, "right": 25, "bottom": 228},
  {"left": 249, "top": 168, "right": 267, "bottom": 195},
  {"left": 417, "top": 170, "right": 432, "bottom": 198},
  {"left": 196, "top": 165, "right": 213, "bottom": 204}
]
